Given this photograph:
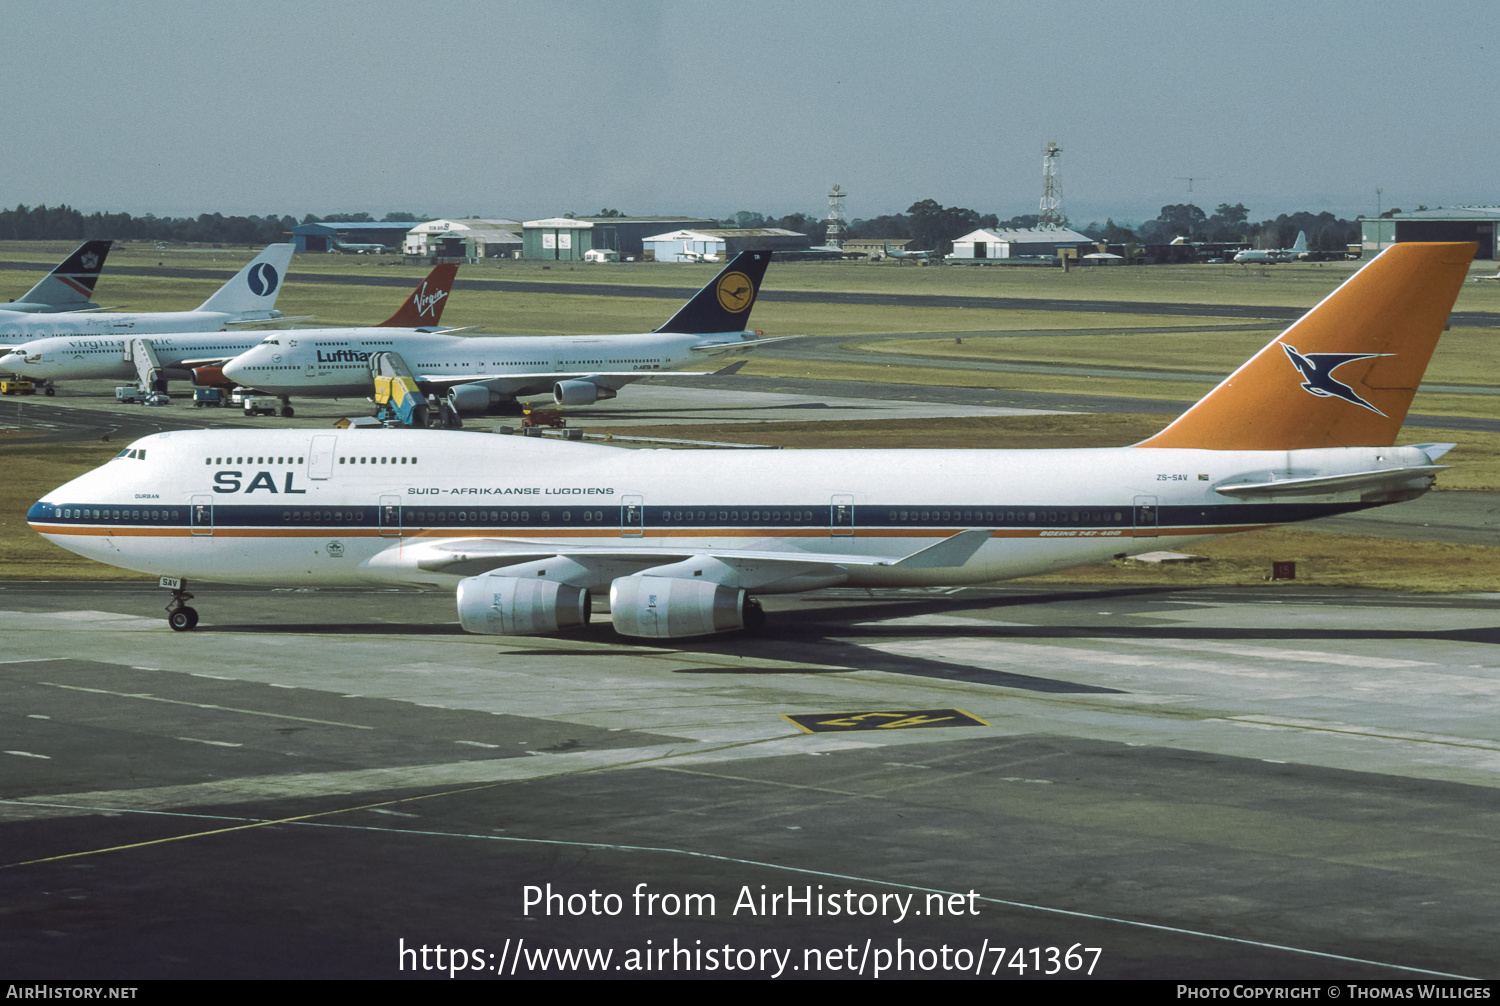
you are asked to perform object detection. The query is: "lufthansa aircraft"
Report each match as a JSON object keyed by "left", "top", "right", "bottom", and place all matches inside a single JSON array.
[
  {"left": 0, "top": 262, "right": 458, "bottom": 404},
  {"left": 219, "top": 251, "right": 790, "bottom": 410},
  {"left": 3, "top": 240, "right": 112, "bottom": 314},
  {"left": 29, "top": 243, "right": 1474, "bottom": 638}
]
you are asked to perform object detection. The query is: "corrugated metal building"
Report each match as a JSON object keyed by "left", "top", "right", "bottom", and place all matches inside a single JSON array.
[
  {"left": 949, "top": 226, "right": 1094, "bottom": 260},
  {"left": 1359, "top": 207, "right": 1499, "bottom": 260},
  {"left": 522, "top": 216, "right": 717, "bottom": 261},
  {"left": 404, "top": 219, "right": 522, "bottom": 257},
  {"left": 292, "top": 221, "right": 424, "bottom": 253},
  {"left": 643, "top": 228, "right": 810, "bottom": 262}
]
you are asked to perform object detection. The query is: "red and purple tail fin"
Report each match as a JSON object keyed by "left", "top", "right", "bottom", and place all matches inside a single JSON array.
[{"left": 379, "top": 264, "right": 458, "bottom": 328}]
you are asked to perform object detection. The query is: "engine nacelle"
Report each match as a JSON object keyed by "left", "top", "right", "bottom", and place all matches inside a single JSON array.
[
  {"left": 608, "top": 575, "right": 745, "bottom": 639},
  {"left": 192, "top": 366, "right": 228, "bottom": 387},
  {"left": 447, "top": 384, "right": 496, "bottom": 416},
  {"left": 456, "top": 573, "right": 591, "bottom": 635},
  {"left": 553, "top": 380, "right": 617, "bottom": 407}
]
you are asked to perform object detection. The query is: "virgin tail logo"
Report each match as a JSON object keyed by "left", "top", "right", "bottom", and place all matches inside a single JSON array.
[
  {"left": 412, "top": 282, "right": 449, "bottom": 318},
  {"left": 377, "top": 263, "right": 459, "bottom": 328}
]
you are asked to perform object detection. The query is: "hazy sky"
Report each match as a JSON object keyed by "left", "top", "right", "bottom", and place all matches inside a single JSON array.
[{"left": 6, "top": 1, "right": 1495, "bottom": 227}]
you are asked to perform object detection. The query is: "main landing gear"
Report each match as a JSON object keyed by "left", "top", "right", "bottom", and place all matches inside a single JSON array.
[
  {"left": 280, "top": 395, "right": 295, "bottom": 419},
  {"left": 161, "top": 576, "right": 199, "bottom": 631}
]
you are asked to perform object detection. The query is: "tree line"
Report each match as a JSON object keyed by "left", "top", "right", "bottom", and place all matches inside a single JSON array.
[
  {"left": 0, "top": 205, "right": 429, "bottom": 245},
  {"left": 3, "top": 200, "right": 1360, "bottom": 255}
]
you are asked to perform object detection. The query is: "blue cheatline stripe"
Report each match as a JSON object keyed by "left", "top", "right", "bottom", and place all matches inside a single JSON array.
[{"left": 29, "top": 498, "right": 1384, "bottom": 534}]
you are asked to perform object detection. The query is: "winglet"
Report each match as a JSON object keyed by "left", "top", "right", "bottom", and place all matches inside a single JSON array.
[
  {"left": 1135, "top": 242, "right": 1476, "bottom": 451},
  {"left": 195, "top": 243, "right": 295, "bottom": 315},
  {"left": 889, "top": 529, "right": 990, "bottom": 569},
  {"left": 654, "top": 251, "right": 771, "bottom": 334},
  {"left": 378, "top": 264, "right": 458, "bottom": 327}
]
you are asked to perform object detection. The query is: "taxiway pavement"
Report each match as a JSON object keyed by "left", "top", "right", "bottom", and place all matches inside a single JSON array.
[{"left": 2, "top": 582, "right": 1497, "bottom": 979}]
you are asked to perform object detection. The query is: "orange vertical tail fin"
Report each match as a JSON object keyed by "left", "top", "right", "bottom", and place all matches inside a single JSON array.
[
  {"left": 378, "top": 263, "right": 458, "bottom": 328},
  {"left": 1135, "top": 242, "right": 1475, "bottom": 451}
]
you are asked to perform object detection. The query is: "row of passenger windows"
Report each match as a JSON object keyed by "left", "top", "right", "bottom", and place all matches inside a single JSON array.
[
  {"left": 60, "top": 507, "right": 179, "bottom": 522},
  {"left": 281, "top": 510, "right": 366, "bottom": 522},
  {"left": 340, "top": 457, "right": 419, "bottom": 465},
  {"left": 657, "top": 510, "right": 817, "bottom": 523},
  {"left": 402, "top": 509, "right": 607, "bottom": 523},
  {"left": 885, "top": 509, "right": 1127, "bottom": 524},
  {"left": 205, "top": 456, "right": 306, "bottom": 465}
]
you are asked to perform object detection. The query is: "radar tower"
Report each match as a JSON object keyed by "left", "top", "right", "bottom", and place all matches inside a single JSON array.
[
  {"left": 1039, "top": 142, "right": 1065, "bottom": 228},
  {"left": 825, "top": 184, "right": 847, "bottom": 248}
]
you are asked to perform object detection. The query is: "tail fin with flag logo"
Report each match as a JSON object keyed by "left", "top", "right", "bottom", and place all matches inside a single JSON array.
[
  {"left": 378, "top": 264, "right": 458, "bottom": 328},
  {"left": 1135, "top": 242, "right": 1476, "bottom": 451},
  {"left": 7, "top": 240, "right": 112, "bottom": 312}
]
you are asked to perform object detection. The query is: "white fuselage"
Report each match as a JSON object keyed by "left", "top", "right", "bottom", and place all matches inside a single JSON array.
[
  {"left": 29, "top": 428, "right": 1428, "bottom": 592},
  {"left": 220, "top": 329, "right": 756, "bottom": 397},
  {"left": 0, "top": 327, "right": 281, "bottom": 381}
]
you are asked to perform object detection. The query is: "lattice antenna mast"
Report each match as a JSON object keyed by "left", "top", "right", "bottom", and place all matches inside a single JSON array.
[
  {"left": 1039, "top": 142, "right": 1064, "bottom": 227},
  {"left": 825, "top": 184, "right": 847, "bottom": 248}
]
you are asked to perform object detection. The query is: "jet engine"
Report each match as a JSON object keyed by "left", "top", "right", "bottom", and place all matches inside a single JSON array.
[
  {"left": 456, "top": 573, "right": 591, "bottom": 635},
  {"left": 553, "top": 380, "right": 617, "bottom": 407},
  {"left": 192, "top": 366, "right": 228, "bottom": 387},
  {"left": 447, "top": 384, "right": 498, "bottom": 416},
  {"left": 608, "top": 575, "right": 746, "bottom": 639}
]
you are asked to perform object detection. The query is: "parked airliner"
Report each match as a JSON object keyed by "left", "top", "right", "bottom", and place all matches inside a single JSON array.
[
  {"left": 220, "top": 251, "right": 791, "bottom": 411},
  {"left": 0, "top": 262, "right": 458, "bottom": 407},
  {"left": 0, "top": 244, "right": 294, "bottom": 344},
  {"left": 29, "top": 243, "right": 1474, "bottom": 638},
  {"left": 1234, "top": 231, "right": 1309, "bottom": 264}
]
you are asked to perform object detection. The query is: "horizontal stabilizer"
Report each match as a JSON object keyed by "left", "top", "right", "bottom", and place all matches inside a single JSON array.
[
  {"left": 224, "top": 315, "right": 313, "bottom": 327},
  {"left": 1214, "top": 465, "right": 1446, "bottom": 498},
  {"left": 688, "top": 334, "right": 805, "bottom": 352}
]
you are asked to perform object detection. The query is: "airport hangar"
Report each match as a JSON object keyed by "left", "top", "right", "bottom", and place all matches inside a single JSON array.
[
  {"left": 1360, "top": 206, "right": 1500, "bottom": 260},
  {"left": 291, "top": 220, "right": 425, "bottom": 253}
]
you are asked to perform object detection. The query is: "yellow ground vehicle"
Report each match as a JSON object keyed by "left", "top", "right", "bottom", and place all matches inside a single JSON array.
[{"left": 1, "top": 377, "right": 36, "bottom": 395}]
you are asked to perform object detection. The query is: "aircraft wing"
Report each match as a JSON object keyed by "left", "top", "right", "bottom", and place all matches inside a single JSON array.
[
  {"left": 402, "top": 529, "right": 991, "bottom": 581},
  {"left": 176, "top": 356, "right": 240, "bottom": 368},
  {"left": 415, "top": 370, "right": 719, "bottom": 393}
]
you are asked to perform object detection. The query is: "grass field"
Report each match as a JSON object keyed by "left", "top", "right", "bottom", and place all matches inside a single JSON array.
[{"left": 7, "top": 239, "right": 1500, "bottom": 312}]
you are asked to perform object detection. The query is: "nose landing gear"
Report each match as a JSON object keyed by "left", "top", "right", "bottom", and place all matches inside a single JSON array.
[{"left": 160, "top": 575, "right": 199, "bottom": 631}]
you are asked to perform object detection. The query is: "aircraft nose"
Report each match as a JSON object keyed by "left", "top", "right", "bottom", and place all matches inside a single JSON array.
[
  {"left": 0, "top": 353, "right": 22, "bottom": 369},
  {"left": 221, "top": 357, "right": 246, "bottom": 382}
]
